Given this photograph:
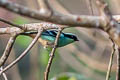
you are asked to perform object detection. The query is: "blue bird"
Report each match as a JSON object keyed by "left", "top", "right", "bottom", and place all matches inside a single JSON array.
[{"left": 21, "top": 30, "right": 79, "bottom": 48}]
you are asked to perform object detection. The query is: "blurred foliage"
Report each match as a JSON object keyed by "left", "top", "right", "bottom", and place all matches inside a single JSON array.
[
  {"left": 13, "top": 17, "right": 28, "bottom": 25},
  {"left": 50, "top": 73, "right": 92, "bottom": 80},
  {"left": 16, "top": 35, "right": 32, "bottom": 47},
  {"left": 71, "top": 53, "right": 106, "bottom": 76},
  {"left": 39, "top": 49, "right": 49, "bottom": 65}
]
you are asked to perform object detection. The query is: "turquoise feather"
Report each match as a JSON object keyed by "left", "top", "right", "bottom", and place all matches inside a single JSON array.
[{"left": 21, "top": 30, "right": 79, "bottom": 47}]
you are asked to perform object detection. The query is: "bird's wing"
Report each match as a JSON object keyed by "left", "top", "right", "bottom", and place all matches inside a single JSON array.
[
  {"left": 42, "top": 30, "right": 63, "bottom": 37},
  {"left": 21, "top": 30, "right": 64, "bottom": 38}
]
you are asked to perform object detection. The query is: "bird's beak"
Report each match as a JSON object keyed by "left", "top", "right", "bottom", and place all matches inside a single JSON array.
[{"left": 76, "top": 38, "right": 79, "bottom": 41}]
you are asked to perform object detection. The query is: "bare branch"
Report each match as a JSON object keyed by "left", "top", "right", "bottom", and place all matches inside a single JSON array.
[
  {"left": 1, "top": 0, "right": 120, "bottom": 30},
  {"left": 106, "top": 38, "right": 116, "bottom": 80},
  {"left": 96, "top": 0, "right": 120, "bottom": 47},
  {"left": 0, "top": 28, "right": 43, "bottom": 75},
  {"left": 96, "top": 0, "right": 113, "bottom": 22},
  {"left": 37, "top": 0, "right": 51, "bottom": 17},
  {"left": 0, "top": 35, "right": 17, "bottom": 67},
  {"left": 0, "top": 0, "right": 120, "bottom": 29},
  {"left": 0, "top": 0, "right": 106, "bottom": 28},
  {"left": 86, "top": 0, "right": 94, "bottom": 15},
  {"left": 2, "top": 72, "right": 8, "bottom": 80},
  {"left": 116, "top": 48, "right": 120, "bottom": 80},
  {"left": 96, "top": 1, "right": 120, "bottom": 80},
  {"left": 0, "top": 67, "right": 8, "bottom": 80},
  {"left": 0, "top": 18, "right": 23, "bottom": 29},
  {"left": 0, "top": 27, "right": 22, "bottom": 34},
  {"left": 44, "top": 28, "right": 63, "bottom": 80},
  {"left": 0, "top": 22, "right": 62, "bottom": 34}
]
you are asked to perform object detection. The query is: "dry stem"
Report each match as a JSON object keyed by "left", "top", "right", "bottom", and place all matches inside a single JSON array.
[
  {"left": 0, "top": 28, "right": 43, "bottom": 75},
  {"left": 0, "top": 35, "right": 17, "bottom": 67},
  {"left": 44, "top": 28, "right": 63, "bottom": 80},
  {"left": 106, "top": 38, "right": 116, "bottom": 80}
]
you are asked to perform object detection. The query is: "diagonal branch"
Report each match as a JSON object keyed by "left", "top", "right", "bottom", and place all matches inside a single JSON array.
[
  {"left": 0, "top": 28, "right": 43, "bottom": 75},
  {"left": 117, "top": 48, "right": 120, "bottom": 80},
  {"left": 106, "top": 38, "right": 116, "bottom": 80},
  {"left": 0, "top": 35, "right": 17, "bottom": 67},
  {"left": 44, "top": 28, "right": 63, "bottom": 80},
  {"left": 0, "top": 18, "right": 23, "bottom": 29}
]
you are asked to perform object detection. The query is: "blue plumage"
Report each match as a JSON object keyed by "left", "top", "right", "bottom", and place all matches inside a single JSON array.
[{"left": 21, "top": 30, "right": 79, "bottom": 47}]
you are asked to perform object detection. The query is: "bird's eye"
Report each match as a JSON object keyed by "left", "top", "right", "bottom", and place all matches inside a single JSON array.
[{"left": 71, "top": 35, "right": 74, "bottom": 38}]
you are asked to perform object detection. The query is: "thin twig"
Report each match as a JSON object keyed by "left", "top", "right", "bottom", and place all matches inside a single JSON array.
[
  {"left": 0, "top": 35, "right": 17, "bottom": 67},
  {"left": 86, "top": 0, "right": 94, "bottom": 15},
  {"left": 116, "top": 48, "right": 120, "bottom": 80},
  {"left": 106, "top": 38, "right": 116, "bottom": 80},
  {"left": 0, "top": 18, "right": 23, "bottom": 29},
  {"left": 44, "top": 28, "right": 63, "bottom": 80},
  {"left": 37, "top": 0, "right": 51, "bottom": 17},
  {"left": 0, "top": 28, "right": 43, "bottom": 75},
  {"left": 89, "top": 0, "right": 94, "bottom": 15},
  {"left": 2, "top": 72, "right": 8, "bottom": 80},
  {"left": 0, "top": 67, "right": 8, "bottom": 80}
]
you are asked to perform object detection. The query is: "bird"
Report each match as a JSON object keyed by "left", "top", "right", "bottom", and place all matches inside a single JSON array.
[{"left": 21, "top": 30, "right": 79, "bottom": 48}]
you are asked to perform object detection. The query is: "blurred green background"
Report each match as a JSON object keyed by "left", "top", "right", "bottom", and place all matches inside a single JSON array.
[{"left": 0, "top": 0, "right": 120, "bottom": 80}]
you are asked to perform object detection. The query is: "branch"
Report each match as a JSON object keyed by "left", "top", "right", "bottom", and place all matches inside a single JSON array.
[
  {"left": 0, "top": 28, "right": 43, "bottom": 75},
  {"left": 0, "top": 0, "right": 120, "bottom": 29},
  {"left": 96, "top": 0, "right": 120, "bottom": 47},
  {"left": 116, "top": 48, "right": 120, "bottom": 80},
  {"left": 44, "top": 28, "right": 63, "bottom": 80},
  {"left": 2, "top": 72, "right": 8, "bottom": 80},
  {"left": 1, "top": 0, "right": 120, "bottom": 31},
  {"left": 86, "top": 0, "right": 94, "bottom": 15},
  {"left": 0, "top": 67, "right": 8, "bottom": 80},
  {"left": 0, "top": 22, "right": 62, "bottom": 34},
  {"left": 0, "top": 0, "right": 106, "bottom": 28},
  {"left": 0, "top": 18, "right": 23, "bottom": 29},
  {"left": 96, "top": 0, "right": 113, "bottom": 22},
  {"left": 106, "top": 38, "right": 116, "bottom": 80},
  {"left": 0, "top": 35, "right": 17, "bottom": 67},
  {"left": 96, "top": 1, "right": 120, "bottom": 80},
  {"left": 37, "top": 0, "right": 51, "bottom": 17}
]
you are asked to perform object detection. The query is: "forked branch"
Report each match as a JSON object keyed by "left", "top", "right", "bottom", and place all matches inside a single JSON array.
[{"left": 0, "top": 28, "right": 43, "bottom": 75}]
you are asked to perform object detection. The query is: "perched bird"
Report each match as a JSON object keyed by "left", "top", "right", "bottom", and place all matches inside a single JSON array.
[{"left": 21, "top": 30, "right": 79, "bottom": 48}]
